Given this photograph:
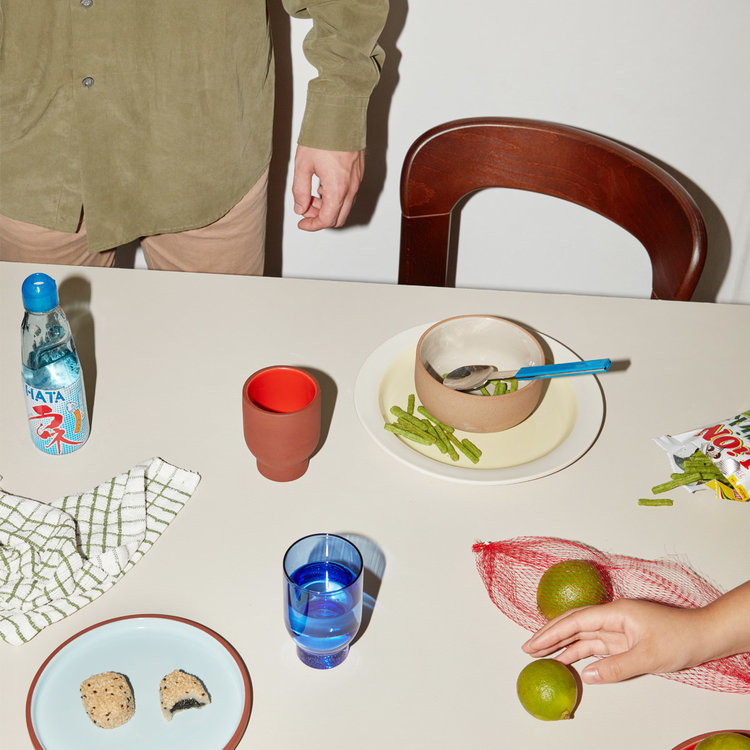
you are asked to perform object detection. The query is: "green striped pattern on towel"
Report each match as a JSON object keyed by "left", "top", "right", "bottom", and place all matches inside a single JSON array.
[{"left": 0, "top": 458, "right": 200, "bottom": 645}]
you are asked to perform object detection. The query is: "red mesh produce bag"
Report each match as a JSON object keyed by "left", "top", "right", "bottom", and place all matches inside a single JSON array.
[{"left": 473, "top": 536, "right": 750, "bottom": 693}]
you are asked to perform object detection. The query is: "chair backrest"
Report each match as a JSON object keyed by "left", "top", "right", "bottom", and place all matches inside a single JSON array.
[{"left": 398, "top": 117, "right": 707, "bottom": 300}]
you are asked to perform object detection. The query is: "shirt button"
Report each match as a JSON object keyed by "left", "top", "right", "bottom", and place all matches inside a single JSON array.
[
  {"left": 82, "top": 77, "right": 94, "bottom": 88},
  {"left": 81, "top": 0, "right": 93, "bottom": 6}
]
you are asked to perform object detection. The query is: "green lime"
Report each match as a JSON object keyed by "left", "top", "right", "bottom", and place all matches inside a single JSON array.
[
  {"left": 516, "top": 658, "right": 579, "bottom": 721},
  {"left": 695, "top": 734, "right": 750, "bottom": 750},
  {"left": 536, "top": 560, "right": 611, "bottom": 620}
]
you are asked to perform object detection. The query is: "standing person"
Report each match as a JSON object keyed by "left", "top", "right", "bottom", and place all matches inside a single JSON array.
[{"left": 0, "top": 1, "right": 388, "bottom": 274}]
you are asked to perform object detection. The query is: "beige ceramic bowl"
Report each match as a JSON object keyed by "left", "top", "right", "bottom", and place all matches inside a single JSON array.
[{"left": 414, "top": 315, "right": 546, "bottom": 433}]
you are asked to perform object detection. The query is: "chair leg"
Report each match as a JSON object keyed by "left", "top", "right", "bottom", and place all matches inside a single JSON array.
[{"left": 398, "top": 214, "right": 452, "bottom": 286}]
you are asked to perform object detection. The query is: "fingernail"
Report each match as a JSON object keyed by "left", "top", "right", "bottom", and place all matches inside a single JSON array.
[
  {"left": 294, "top": 204, "right": 304, "bottom": 214},
  {"left": 582, "top": 666, "right": 600, "bottom": 683}
]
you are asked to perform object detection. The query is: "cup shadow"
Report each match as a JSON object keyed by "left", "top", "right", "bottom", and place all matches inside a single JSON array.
[
  {"left": 296, "top": 366, "right": 337, "bottom": 458},
  {"left": 338, "top": 532, "right": 386, "bottom": 644}
]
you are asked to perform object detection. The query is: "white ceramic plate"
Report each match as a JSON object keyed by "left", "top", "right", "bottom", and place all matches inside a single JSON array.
[
  {"left": 354, "top": 323, "right": 605, "bottom": 484},
  {"left": 26, "top": 615, "right": 252, "bottom": 750}
]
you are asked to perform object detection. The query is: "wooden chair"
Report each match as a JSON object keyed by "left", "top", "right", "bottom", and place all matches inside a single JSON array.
[{"left": 398, "top": 117, "right": 707, "bottom": 300}]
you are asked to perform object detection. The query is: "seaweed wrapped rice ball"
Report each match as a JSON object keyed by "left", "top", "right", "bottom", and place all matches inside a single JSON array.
[{"left": 159, "top": 669, "right": 211, "bottom": 721}]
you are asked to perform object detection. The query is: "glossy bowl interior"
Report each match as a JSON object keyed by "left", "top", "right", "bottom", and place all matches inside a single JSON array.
[{"left": 414, "top": 315, "right": 545, "bottom": 433}]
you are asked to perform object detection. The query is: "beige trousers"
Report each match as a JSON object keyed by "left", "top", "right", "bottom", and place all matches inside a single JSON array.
[{"left": 0, "top": 169, "right": 268, "bottom": 275}]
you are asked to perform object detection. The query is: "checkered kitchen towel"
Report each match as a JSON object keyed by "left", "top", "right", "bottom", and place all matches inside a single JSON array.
[{"left": 0, "top": 457, "right": 200, "bottom": 645}]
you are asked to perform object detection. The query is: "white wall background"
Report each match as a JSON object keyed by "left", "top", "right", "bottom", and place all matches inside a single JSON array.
[{"left": 139, "top": 1, "right": 750, "bottom": 303}]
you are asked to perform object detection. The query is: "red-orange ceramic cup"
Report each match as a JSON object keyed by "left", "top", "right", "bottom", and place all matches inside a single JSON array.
[{"left": 242, "top": 366, "right": 321, "bottom": 482}]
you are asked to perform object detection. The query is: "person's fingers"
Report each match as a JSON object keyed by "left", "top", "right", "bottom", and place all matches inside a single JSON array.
[
  {"left": 299, "top": 196, "right": 322, "bottom": 219},
  {"left": 292, "top": 147, "right": 365, "bottom": 230},
  {"left": 333, "top": 188, "right": 357, "bottom": 227},
  {"left": 297, "top": 205, "right": 334, "bottom": 230},
  {"left": 291, "top": 164, "right": 315, "bottom": 215},
  {"left": 522, "top": 630, "right": 581, "bottom": 657},
  {"left": 522, "top": 606, "right": 600, "bottom": 652},
  {"left": 581, "top": 648, "right": 648, "bottom": 684},
  {"left": 316, "top": 190, "right": 345, "bottom": 228},
  {"left": 552, "top": 638, "right": 611, "bottom": 664},
  {"left": 298, "top": 187, "right": 350, "bottom": 230}
]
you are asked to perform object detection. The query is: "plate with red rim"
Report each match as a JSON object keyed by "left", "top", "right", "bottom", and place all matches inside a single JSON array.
[
  {"left": 672, "top": 731, "right": 750, "bottom": 750},
  {"left": 354, "top": 323, "right": 605, "bottom": 484},
  {"left": 26, "top": 614, "right": 252, "bottom": 750}
]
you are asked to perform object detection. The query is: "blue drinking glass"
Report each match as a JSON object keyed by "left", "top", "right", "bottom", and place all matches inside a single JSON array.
[{"left": 283, "top": 533, "right": 364, "bottom": 669}]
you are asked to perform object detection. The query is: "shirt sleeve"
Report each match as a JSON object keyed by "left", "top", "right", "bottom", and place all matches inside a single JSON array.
[{"left": 282, "top": 0, "right": 388, "bottom": 151}]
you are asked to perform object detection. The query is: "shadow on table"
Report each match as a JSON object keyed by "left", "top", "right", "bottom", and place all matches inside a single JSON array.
[
  {"left": 339, "top": 533, "right": 386, "bottom": 644},
  {"left": 301, "top": 367, "right": 337, "bottom": 457},
  {"left": 59, "top": 276, "right": 97, "bottom": 429}
]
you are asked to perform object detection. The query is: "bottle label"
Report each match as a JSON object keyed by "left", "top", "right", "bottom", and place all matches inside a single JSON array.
[{"left": 24, "top": 377, "right": 90, "bottom": 455}]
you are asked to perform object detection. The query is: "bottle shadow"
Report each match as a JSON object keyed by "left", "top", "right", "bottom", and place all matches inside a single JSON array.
[{"left": 58, "top": 276, "right": 97, "bottom": 428}]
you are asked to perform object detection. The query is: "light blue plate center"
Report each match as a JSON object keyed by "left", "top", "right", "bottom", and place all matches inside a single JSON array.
[{"left": 30, "top": 617, "right": 248, "bottom": 750}]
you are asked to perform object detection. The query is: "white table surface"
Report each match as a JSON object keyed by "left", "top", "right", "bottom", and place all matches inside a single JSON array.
[{"left": 1, "top": 262, "right": 749, "bottom": 748}]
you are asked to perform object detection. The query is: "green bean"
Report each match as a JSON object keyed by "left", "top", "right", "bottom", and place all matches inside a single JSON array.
[
  {"left": 434, "top": 423, "right": 459, "bottom": 461},
  {"left": 390, "top": 406, "right": 429, "bottom": 433},
  {"left": 462, "top": 438, "right": 482, "bottom": 459},
  {"left": 508, "top": 378, "right": 519, "bottom": 393},
  {"left": 638, "top": 498, "right": 674, "bottom": 506},
  {"left": 421, "top": 419, "right": 447, "bottom": 452},
  {"left": 684, "top": 450, "right": 712, "bottom": 464},
  {"left": 491, "top": 380, "right": 507, "bottom": 395},
  {"left": 431, "top": 424, "right": 451, "bottom": 454},
  {"left": 445, "top": 431, "right": 479, "bottom": 464},
  {"left": 385, "top": 400, "right": 486, "bottom": 464},
  {"left": 384, "top": 423, "right": 433, "bottom": 445},
  {"left": 416, "top": 405, "right": 454, "bottom": 432},
  {"left": 396, "top": 417, "right": 436, "bottom": 443},
  {"left": 671, "top": 470, "right": 721, "bottom": 482},
  {"left": 420, "top": 418, "right": 438, "bottom": 439},
  {"left": 407, "top": 393, "right": 415, "bottom": 415},
  {"left": 652, "top": 472, "right": 701, "bottom": 494},
  {"left": 650, "top": 449, "right": 729, "bottom": 501}
]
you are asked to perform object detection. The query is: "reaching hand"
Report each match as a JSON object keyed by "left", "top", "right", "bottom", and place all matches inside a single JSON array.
[
  {"left": 521, "top": 599, "right": 712, "bottom": 684},
  {"left": 292, "top": 146, "right": 365, "bottom": 231}
]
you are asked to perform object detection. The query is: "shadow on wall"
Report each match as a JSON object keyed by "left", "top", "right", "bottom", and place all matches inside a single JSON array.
[
  {"left": 345, "top": 1, "right": 406, "bottom": 228},
  {"left": 113, "top": 3, "right": 405, "bottom": 275},
  {"left": 114, "top": 240, "right": 140, "bottom": 269},
  {"left": 264, "top": 0, "right": 406, "bottom": 277},
  {"left": 617, "top": 141, "right": 730, "bottom": 303},
  {"left": 657, "top": 167, "right": 730, "bottom": 304},
  {"left": 264, "top": 1, "right": 293, "bottom": 278}
]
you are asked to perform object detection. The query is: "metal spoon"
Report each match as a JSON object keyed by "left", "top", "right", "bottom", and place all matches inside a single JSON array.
[{"left": 442, "top": 358, "right": 611, "bottom": 391}]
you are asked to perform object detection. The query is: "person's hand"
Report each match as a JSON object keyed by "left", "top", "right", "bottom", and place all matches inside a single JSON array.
[
  {"left": 292, "top": 146, "right": 365, "bottom": 231},
  {"left": 521, "top": 599, "right": 711, "bottom": 684}
]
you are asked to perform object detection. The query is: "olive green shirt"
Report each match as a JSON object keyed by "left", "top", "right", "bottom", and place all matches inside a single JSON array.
[{"left": 0, "top": 0, "right": 387, "bottom": 253}]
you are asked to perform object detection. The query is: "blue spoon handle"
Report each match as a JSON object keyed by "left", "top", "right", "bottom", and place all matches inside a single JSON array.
[{"left": 512, "top": 358, "right": 611, "bottom": 380}]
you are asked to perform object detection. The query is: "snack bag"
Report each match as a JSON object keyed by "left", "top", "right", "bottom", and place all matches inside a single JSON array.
[{"left": 654, "top": 411, "right": 750, "bottom": 502}]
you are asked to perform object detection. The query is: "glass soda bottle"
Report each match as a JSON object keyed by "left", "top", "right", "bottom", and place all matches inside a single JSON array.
[{"left": 21, "top": 273, "right": 90, "bottom": 454}]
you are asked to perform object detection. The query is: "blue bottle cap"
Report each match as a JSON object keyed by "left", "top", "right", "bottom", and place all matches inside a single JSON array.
[{"left": 22, "top": 273, "right": 59, "bottom": 313}]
